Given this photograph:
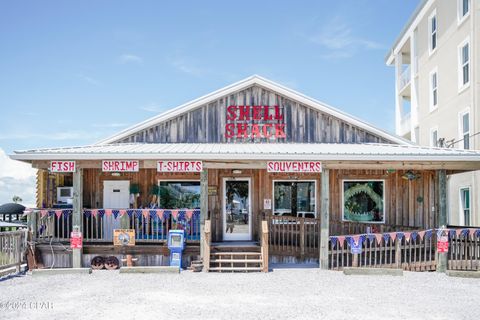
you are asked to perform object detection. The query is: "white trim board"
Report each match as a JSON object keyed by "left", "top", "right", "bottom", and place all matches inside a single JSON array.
[{"left": 95, "top": 75, "right": 411, "bottom": 146}]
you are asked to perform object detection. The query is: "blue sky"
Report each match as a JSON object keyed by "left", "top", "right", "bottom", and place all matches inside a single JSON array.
[{"left": 0, "top": 0, "right": 419, "bottom": 205}]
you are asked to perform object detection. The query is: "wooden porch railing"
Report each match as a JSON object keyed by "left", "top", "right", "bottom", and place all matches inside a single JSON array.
[
  {"left": 0, "top": 230, "right": 27, "bottom": 274},
  {"left": 203, "top": 220, "right": 211, "bottom": 272},
  {"left": 329, "top": 231, "right": 437, "bottom": 271},
  {"left": 330, "top": 220, "right": 420, "bottom": 236},
  {"left": 266, "top": 214, "right": 319, "bottom": 258},
  {"left": 260, "top": 220, "right": 269, "bottom": 272},
  {"left": 31, "top": 209, "right": 201, "bottom": 243},
  {"left": 448, "top": 229, "right": 480, "bottom": 271}
]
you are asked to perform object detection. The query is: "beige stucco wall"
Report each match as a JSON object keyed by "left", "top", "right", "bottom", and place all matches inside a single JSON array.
[{"left": 394, "top": 0, "right": 479, "bottom": 226}]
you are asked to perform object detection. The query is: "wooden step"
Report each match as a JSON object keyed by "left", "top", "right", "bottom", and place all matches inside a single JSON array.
[
  {"left": 210, "top": 259, "right": 262, "bottom": 263},
  {"left": 209, "top": 267, "right": 263, "bottom": 272},
  {"left": 211, "top": 252, "right": 261, "bottom": 256}
]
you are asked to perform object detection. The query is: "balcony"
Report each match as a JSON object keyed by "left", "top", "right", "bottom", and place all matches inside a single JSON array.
[
  {"left": 399, "top": 65, "right": 411, "bottom": 92},
  {"left": 397, "top": 112, "right": 411, "bottom": 138}
]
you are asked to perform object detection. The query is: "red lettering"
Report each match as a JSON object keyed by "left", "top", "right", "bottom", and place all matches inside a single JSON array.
[
  {"left": 275, "top": 124, "right": 286, "bottom": 138},
  {"left": 263, "top": 106, "right": 273, "bottom": 120},
  {"left": 226, "top": 105, "right": 237, "bottom": 121},
  {"left": 238, "top": 106, "right": 250, "bottom": 121},
  {"left": 274, "top": 105, "right": 283, "bottom": 120},
  {"left": 225, "top": 123, "right": 235, "bottom": 138},
  {"left": 262, "top": 124, "right": 272, "bottom": 138},
  {"left": 250, "top": 124, "right": 262, "bottom": 138},
  {"left": 236, "top": 123, "right": 249, "bottom": 138},
  {"left": 252, "top": 106, "right": 262, "bottom": 120}
]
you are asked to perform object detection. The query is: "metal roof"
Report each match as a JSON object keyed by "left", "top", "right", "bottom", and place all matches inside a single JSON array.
[
  {"left": 10, "top": 143, "right": 480, "bottom": 162},
  {"left": 95, "top": 75, "right": 412, "bottom": 146}
]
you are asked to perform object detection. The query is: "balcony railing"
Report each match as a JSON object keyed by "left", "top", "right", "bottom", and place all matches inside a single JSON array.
[{"left": 399, "top": 65, "right": 411, "bottom": 90}]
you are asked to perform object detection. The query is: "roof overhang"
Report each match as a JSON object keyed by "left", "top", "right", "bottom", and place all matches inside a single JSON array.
[{"left": 11, "top": 143, "right": 480, "bottom": 171}]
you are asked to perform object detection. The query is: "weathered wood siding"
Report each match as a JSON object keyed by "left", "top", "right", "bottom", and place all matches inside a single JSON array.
[{"left": 115, "top": 85, "right": 393, "bottom": 144}]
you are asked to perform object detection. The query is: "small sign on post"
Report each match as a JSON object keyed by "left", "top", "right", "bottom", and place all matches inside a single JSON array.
[
  {"left": 437, "top": 229, "right": 449, "bottom": 253},
  {"left": 263, "top": 199, "right": 272, "bottom": 210},
  {"left": 70, "top": 231, "right": 83, "bottom": 249},
  {"left": 350, "top": 241, "right": 362, "bottom": 254}
]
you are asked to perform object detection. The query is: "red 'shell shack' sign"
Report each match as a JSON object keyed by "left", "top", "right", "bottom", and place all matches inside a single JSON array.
[
  {"left": 50, "top": 161, "right": 76, "bottom": 173},
  {"left": 267, "top": 161, "right": 322, "bottom": 173},
  {"left": 225, "top": 105, "right": 286, "bottom": 139},
  {"left": 102, "top": 160, "right": 139, "bottom": 172},
  {"left": 157, "top": 161, "right": 202, "bottom": 172}
]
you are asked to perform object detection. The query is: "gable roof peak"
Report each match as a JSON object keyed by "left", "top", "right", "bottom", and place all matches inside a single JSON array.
[{"left": 96, "top": 75, "right": 411, "bottom": 146}]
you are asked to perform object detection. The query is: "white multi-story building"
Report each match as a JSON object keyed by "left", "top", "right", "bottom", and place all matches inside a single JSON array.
[{"left": 386, "top": 0, "right": 479, "bottom": 226}]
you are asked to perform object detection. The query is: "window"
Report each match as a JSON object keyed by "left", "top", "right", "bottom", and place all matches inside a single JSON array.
[
  {"left": 430, "top": 127, "right": 438, "bottom": 147},
  {"left": 158, "top": 181, "right": 200, "bottom": 208},
  {"left": 458, "top": 39, "right": 470, "bottom": 89},
  {"left": 429, "top": 11, "right": 437, "bottom": 54},
  {"left": 458, "top": 0, "right": 470, "bottom": 23},
  {"left": 429, "top": 69, "right": 438, "bottom": 110},
  {"left": 459, "top": 111, "right": 470, "bottom": 149},
  {"left": 342, "top": 180, "right": 385, "bottom": 223},
  {"left": 273, "top": 181, "right": 316, "bottom": 218},
  {"left": 460, "top": 187, "right": 470, "bottom": 226}
]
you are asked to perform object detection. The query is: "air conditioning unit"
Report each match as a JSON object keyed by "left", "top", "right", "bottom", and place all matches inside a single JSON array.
[{"left": 57, "top": 187, "right": 73, "bottom": 204}]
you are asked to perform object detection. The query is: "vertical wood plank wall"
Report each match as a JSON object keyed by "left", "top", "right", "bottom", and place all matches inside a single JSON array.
[{"left": 115, "top": 86, "right": 394, "bottom": 145}]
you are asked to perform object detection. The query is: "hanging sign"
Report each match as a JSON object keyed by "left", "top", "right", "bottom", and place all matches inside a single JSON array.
[
  {"left": 102, "top": 160, "right": 139, "bottom": 172},
  {"left": 70, "top": 231, "right": 83, "bottom": 249},
  {"left": 267, "top": 161, "right": 322, "bottom": 173},
  {"left": 225, "top": 105, "right": 286, "bottom": 139},
  {"left": 157, "top": 161, "right": 202, "bottom": 172},
  {"left": 263, "top": 199, "right": 272, "bottom": 210},
  {"left": 437, "top": 229, "right": 448, "bottom": 253},
  {"left": 50, "top": 161, "right": 76, "bottom": 173},
  {"left": 350, "top": 240, "right": 362, "bottom": 254}
]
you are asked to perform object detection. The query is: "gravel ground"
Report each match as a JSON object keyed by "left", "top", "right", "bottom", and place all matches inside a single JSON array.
[{"left": 0, "top": 268, "right": 479, "bottom": 320}]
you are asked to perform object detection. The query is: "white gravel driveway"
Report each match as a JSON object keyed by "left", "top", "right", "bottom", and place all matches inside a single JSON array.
[{"left": 0, "top": 268, "right": 478, "bottom": 320}]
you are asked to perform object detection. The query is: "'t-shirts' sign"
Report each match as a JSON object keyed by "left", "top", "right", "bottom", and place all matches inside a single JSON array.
[
  {"left": 157, "top": 161, "right": 203, "bottom": 172},
  {"left": 267, "top": 161, "right": 322, "bottom": 173},
  {"left": 102, "top": 160, "right": 139, "bottom": 172},
  {"left": 225, "top": 105, "right": 286, "bottom": 139},
  {"left": 50, "top": 161, "right": 76, "bottom": 173}
]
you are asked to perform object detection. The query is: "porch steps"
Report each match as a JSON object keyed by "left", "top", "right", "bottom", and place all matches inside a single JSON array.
[{"left": 208, "top": 242, "right": 264, "bottom": 273}]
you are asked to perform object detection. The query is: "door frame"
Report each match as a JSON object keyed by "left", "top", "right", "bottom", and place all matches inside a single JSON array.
[{"left": 222, "top": 177, "right": 252, "bottom": 241}]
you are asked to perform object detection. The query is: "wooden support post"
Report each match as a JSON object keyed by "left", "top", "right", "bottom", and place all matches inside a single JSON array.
[
  {"left": 319, "top": 168, "right": 330, "bottom": 269},
  {"left": 72, "top": 168, "right": 83, "bottom": 268},
  {"left": 200, "top": 168, "right": 208, "bottom": 259},
  {"left": 436, "top": 169, "right": 447, "bottom": 273}
]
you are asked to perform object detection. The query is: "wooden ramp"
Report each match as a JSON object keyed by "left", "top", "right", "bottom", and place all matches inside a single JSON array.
[{"left": 208, "top": 242, "right": 264, "bottom": 272}]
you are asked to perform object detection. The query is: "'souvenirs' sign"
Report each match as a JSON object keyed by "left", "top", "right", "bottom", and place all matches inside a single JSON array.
[
  {"left": 267, "top": 161, "right": 322, "bottom": 173},
  {"left": 225, "top": 105, "right": 286, "bottom": 139}
]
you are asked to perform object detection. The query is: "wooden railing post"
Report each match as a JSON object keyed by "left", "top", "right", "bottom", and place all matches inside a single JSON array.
[
  {"left": 436, "top": 170, "right": 447, "bottom": 273},
  {"left": 200, "top": 168, "right": 208, "bottom": 260},
  {"left": 300, "top": 219, "right": 305, "bottom": 258},
  {"left": 395, "top": 238, "right": 401, "bottom": 269},
  {"left": 203, "top": 220, "right": 211, "bottom": 272},
  {"left": 261, "top": 220, "right": 269, "bottom": 272},
  {"left": 72, "top": 168, "right": 83, "bottom": 268},
  {"left": 319, "top": 168, "right": 330, "bottom": 269}
]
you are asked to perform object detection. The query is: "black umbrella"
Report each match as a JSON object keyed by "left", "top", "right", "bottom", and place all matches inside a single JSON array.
[{"left": 0, "top": 203, "right": 26, "bottom": 222}]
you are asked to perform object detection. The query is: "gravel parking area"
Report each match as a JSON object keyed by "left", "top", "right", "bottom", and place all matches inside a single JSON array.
[{"left": 1, "top": 268, "right": 479, "bottom": 320}]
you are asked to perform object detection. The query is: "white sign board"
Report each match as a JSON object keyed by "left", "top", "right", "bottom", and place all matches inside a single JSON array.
[
  {"left": 157, "top": 161, "right": 202, "bottom": 172},
  {"left": 267, "top": 161, "right": 322, "bottom": 173}
]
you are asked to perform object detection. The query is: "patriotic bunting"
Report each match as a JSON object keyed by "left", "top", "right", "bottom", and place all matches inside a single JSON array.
[
  {"left": 330, "top": 236, "right": 338, "bottom": 248},
  {"left": 98, "top": 210, "right": 105, "bottom": 218},
  {"left": 389, "top": 232, "right": 397, "bottom": 242},
  {"left": 112, "top": 210, "right": 120, "bottom": 219},
  {"left": 142, "top": 209, "right": 149, "bottom": 219},
  {"left": 126, "top": 209, "right": 134, "bottom": 218},
  {"left": 396, "top": 232, "right": 404, "bottom": 241},
  {"left": 84, "top": 210, "right": 92, "bottom": 219},
  {"left": 383, "top": 233, "right": 390, "bottom": 242},
  {"left": 119, "top": 209, "right": 127, "bottom": 217},
  {"left": 337, "top": 236, "right": 345, "bottom": 248},
  {"left": 55, "top": 210, "right": 63, "bottom": 218},
  {"left": 91, "top": 209, "right": 98, "bottom": 218},
  {"left": 425, "top": 229, "right": 433, "bottom": 240},
  {"left": 156, "top": 209, "right": 164, "bottom": 220},
  {"left": 171, "top": 209, "right": 179, "bottom": 220},
  {"left": 149, "top": 210, "right": 157, "bottom": 219},
  {"left": 48, "top": 210, "right": 55, "bottom": 217},
  {"left": 186, "top": 209, "right": 194, "bottom": 220},
  {"left": 105, "top": 209, "right": 112, "bottom": 217},
  {"left": 374, "top": 233, "right": 383, "bottom": 245}
]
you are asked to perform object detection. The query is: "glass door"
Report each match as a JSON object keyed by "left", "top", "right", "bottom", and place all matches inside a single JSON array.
[{"left": 223, "top": 178, "right": 251, "bottom": 241}]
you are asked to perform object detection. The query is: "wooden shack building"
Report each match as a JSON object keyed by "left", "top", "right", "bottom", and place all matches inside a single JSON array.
[{"left": 11, "top": 76, "right": 480, "bottom": 272}]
